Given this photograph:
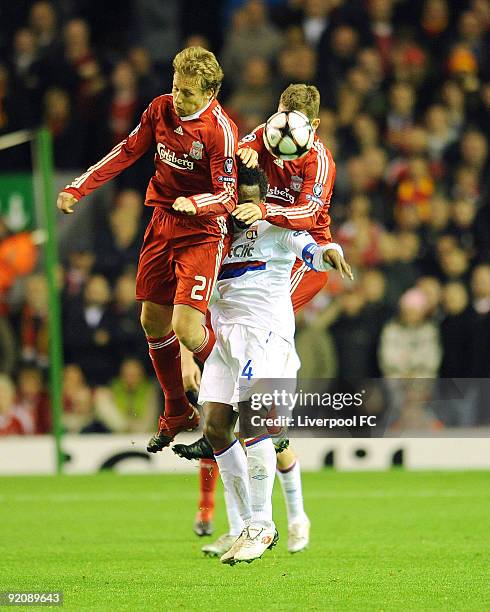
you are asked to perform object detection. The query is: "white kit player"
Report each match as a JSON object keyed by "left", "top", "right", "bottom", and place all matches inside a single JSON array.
[{"left": 199, "top": 164, "right": 352, "bottom": 564}]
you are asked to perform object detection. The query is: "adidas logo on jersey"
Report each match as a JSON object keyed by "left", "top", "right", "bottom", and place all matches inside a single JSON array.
[
  {"left": 273, "top": 158, "right": 284, "bottom": 168},
  {"left": 174, "top": 125, "right": 184, "bottom": 135}
]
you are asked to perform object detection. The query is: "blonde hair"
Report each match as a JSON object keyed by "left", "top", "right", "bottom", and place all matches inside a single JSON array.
[
  {"left": 280, "top": 84, "right": 321, "bottom": 121},
  {"left": 173, "top": 46, "right": 224, "bottom": 95}
]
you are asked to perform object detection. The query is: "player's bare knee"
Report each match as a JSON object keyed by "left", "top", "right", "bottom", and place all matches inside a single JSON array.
[
  {"left": 203, "top": 420, "right": 228, "bottom": 450},
  {"left": 172, "top": 319, "right": 201, "bottom": 350},
  {"left": 140, "top": 313, "right": 167, "bottom": 338},
  {"left": 140, "top": 302, "right": 172, "bottom": 338}
]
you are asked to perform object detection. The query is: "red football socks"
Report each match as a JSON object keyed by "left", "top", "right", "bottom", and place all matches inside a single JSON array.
[
  {"left": 198, "top": 458, "right": 219, "bottom": 522},
  {"left": 147, "top": 332, "right": 188, "bottom": 417}
]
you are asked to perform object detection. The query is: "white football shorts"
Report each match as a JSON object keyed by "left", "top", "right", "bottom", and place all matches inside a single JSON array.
[{"left": 198, "top": 323, "right": 300, "bottom": 407}]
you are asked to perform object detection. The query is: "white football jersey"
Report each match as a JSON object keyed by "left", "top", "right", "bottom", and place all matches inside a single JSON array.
[{"left": 210, "top": 221, "right": 339, "bottom": 344}]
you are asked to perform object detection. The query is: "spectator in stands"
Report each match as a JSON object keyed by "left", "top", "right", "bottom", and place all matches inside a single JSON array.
[
  {"left": 221, "top": 0, "right": 284, "bottom": 87},
  {"left": 417, "top": 0, "right": 451, "bottom": 66},
  {"left": 448, "top": 199, "right": 478, "bottom": 257},
  {"left": 19, "top": 274, "right": 49, "bottom": 370},
  {"left": 360, "top": 268, "right": 392, "bottom": 375},
  {"left": 43, "top": 87, "right": 85, "bottom": 169},
  {"left": 379, "top": 287, "right": 443, "bottom": 430},
  {"left": 0, "top": 317, "right": 16, "bottom": 376},
  {"left": 379, "top": 287, "right": 442, "bottom": 378},
  {"left": 337, "top": 195, "right": 384, "bottom": 268},
  {"left": 386, "top": 82, "right": 416, "bottom": 150},
  {"left": 112, "top": 272, "right": 149, "bottom": 369},
  {"left": 317, "top": 24, "right": 359, "bottom": 99},
  {"left": 396, "top": 156, "right": 435, "bottom": 223},
  {"left": 437, "top": 246, "right": 471, "bottom": 283},
  {"left": 227, "top": 57, "right": 276, "bottom": 130},
  {"left": 61, "top": 363, "right": 108, "bottom": 433},
  {"left": 441, "top": 80, "right": 466, "bottom": 137},
  {"left": 62, "top": 244, "right": 95, "bottom": 304},
  {"left": 127, "top": 46, "right": 161, "bottom": 103},
  {"left": 440, "top": 281, "right": 473, "bottom": 378},
  {"left": 10, "top": 28, "right": 42, "bottom": 126},
  {"left": 94, "top": 358, "right": 158, "bottom": 433},
  {"left": 416, "top": 276, "right": 443, "bottom": 321},
  {"left": 0, "top": 218, "right": 37, "bottom": 305},
  {"left": 277, "top": 43, "right": 317, "bottom": 89},
  {"left": 63, "top": 275, "right": 118, "bottom": 385},
  {"left": 0, "top": 374, "right": 31, "bottom": 435},
  {"left": 14, "top": 366, "right": 50, "bottom": 434},
  {"left": 425, "top": 104, "right": 457, "bottom": 162},
  {"left": 93, "top": 202, "right": 143, "bottom": 281},
  {"left": 28, "top": 1, "right": 60, "bottom": 59},
  {"left": 380, "top": 232, "right": 420, "bottom": 308},
  {"left": 365, "top": 0, "right": 396, "bottom": 72},
  {"left": 301, "top": 0, "right": 333, "bottom": 48},
  {"left": 329, "top": 287, "right": 381, "bottom": 379},
  {"left": 468, "top": 264, "right": 490, "bottom": 380},
  {"left": 106, "top": 60, "right": 142, "bottom": 147}
]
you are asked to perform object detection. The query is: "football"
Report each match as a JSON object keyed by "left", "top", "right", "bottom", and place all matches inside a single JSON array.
[{"left": 263, "top": 110, "right": 315, "bottom": 161}]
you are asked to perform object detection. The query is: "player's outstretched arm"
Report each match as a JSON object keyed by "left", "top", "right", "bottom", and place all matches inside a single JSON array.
[
  {"left": 277, "top": 228, "right": 353, "bottom": 279},
  {"left": 59, "top": 102, "right": 155, "bottom": 207}
]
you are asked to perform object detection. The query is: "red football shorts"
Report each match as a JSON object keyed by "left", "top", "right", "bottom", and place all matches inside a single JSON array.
[
  {"left": 136, "top": 207, "right": 232, "bottom": 314},
  {"left": 290, "top": 258, "right": 328, "bottom": 313}
]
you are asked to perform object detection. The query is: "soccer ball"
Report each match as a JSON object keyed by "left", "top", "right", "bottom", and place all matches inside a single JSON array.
[{"left": 263, "top": 110, "right": 315, "bottom": 161}]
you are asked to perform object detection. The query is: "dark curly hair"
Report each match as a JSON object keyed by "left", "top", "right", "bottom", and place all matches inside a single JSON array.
[{"left": 237, "top": 162, "right": 269, "bottom": 201}]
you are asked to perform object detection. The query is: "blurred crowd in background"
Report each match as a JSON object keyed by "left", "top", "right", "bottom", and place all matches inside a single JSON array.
[{"left": 0, "top": 0, "right": 489, "bottom": 436}]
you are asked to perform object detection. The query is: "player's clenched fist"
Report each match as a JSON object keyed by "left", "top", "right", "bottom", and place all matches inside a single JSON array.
[
  {"left": 172, "top": 197, "right": 197, "bottom": 215},
  {"left": 237, "top": 148, "right": 258, "bottom": 168},
  {"left": 57, "top": 191, "right": 78, "bottom": 214}
]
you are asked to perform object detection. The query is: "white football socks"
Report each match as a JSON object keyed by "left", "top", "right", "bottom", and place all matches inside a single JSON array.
[
  {"left": 277, "top": 459, "right": 307, "bottom": 524},
  {"left": 224, "top": 495, "right": 245, "bottom": 536},
  {"left": 214, "top": 439, "right": 251, "bottom": 526},
  {"left": 245, "top": 435, "right": 277, "bottom": 528}
]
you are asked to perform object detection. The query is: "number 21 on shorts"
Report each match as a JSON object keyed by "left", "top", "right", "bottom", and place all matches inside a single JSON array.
[
  {"left": 241, "top": 359, "right": 253, "bottom": 381},
  {"left": 191, "top": 275, "right": 210, "bottom": 301}
]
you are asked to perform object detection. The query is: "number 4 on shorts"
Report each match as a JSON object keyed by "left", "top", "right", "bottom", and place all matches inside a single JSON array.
[{"left": 241, "top": 359, "right": 253, "bottom": 381}]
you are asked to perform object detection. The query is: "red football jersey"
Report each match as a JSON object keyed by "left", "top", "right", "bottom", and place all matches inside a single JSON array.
[
  {"left": 238, "top": 125, "right": 336, "bottom": 243},
  {"left": 65, "top": 95, "right": 238, "bottom": 216}
]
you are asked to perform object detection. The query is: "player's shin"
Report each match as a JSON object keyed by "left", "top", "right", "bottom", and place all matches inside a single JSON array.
[
  {"left": 213, "top": 439, "right": 252, "bottom": 525},
  {"left": 147, "top": 332, "right": 188, "bottom": 416},
  {"left": 277, "top": 456, "right": 307, "bottom": 524},
  {"left": 225, "top": 487, "right": 245, "bottom": 536},
  {"left": 195, "top": 458, "right": 219, "bottom": 535},
  {"left": 245, "top": 435, "right": 277, "bottom": 528}
]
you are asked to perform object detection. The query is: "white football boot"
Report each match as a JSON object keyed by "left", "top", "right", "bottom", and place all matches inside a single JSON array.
[
  {"left": 232, "top": 525, "right": 279, "bottom": 563},
  {"left": 287, "top": 516, "right": 310, "bottom": 553},
  {"left": 202, "top": 534, "right": 238, "bottom": 557},
  {"left": 220, "top": 530, "right": 249, "bottom": 564}
]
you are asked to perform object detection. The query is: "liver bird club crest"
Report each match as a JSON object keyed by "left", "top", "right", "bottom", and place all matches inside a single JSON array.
[{"left": 189, "top": 140, "right": 203, "bottom": 160}]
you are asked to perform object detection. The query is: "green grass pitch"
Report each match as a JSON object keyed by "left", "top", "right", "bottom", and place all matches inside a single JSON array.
[{"left": 0, "top": 470, "right": 488, "bottom": 611}]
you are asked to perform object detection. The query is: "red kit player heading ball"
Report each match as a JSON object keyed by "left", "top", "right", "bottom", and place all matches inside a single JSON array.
[
  {"left": 234, "top": 84, "right": 351, "bottom": 310},
  {"left": 56, "top": 47, "right": 238, "bottom": 451}
]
